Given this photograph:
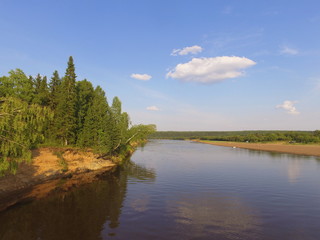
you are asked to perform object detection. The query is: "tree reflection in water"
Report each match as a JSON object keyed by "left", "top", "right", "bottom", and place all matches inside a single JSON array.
[{"left": 0, "top": 159, "right": 156, "bottom": 240}]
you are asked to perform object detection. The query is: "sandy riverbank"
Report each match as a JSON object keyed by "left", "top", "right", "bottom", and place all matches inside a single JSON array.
[
  {"left": 194, "top": 140, "right": 320, "bottom": 157},
  {"left": 0, "top": 148, "right": 117, "bottom": 211}
]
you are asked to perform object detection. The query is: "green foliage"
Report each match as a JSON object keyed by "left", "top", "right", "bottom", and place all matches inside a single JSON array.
[
  {"left": 0, "top": 56, "right": 155, "bottom": 174},
  {"left": 54, "top": 151, "right": 68, "bottom": 172},
  {"left": 32, "top": 74, "right": 50, "bottom": 106},
  {"left": 0, "top": 69, "right": 34, "bottom": 103},
  {"left": 76, "top": 79, "right": 94, "bottom": 138},
  {"left": 78, "top": 86, "right": 112, "bottom": 154},
  {"left": 127, "top": 124, "right": 157, "bottom": 144},
  {"left": 151, "top": 130, "right": 320, "bottom": 144},
  {"left": 48, "top": 70, "right": 62, "bottom": 109},
  {"left": 53, "top": 57, "right": 78, "bottom": 145},
  {"left": 0, "top": 97, "right": 53, "bottom": 175}
]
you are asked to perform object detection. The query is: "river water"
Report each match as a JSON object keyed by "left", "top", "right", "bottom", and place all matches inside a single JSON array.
[{"left": 1, "top": 140, "right": 320, "bottom": 240}]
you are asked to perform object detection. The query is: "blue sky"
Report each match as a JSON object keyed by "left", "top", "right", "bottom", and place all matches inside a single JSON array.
[{"left": 1, "top": 0, "right": 319, "bottom": 131}]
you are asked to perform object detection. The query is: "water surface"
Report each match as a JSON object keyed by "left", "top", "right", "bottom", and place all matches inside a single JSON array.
[{"left": 1, "top": 140, "right": 320, "bottom": 240}]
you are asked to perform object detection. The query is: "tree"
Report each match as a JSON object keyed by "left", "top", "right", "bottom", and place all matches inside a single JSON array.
[
  {"left": 0, "top": 76, "right": 14, "bottom": 98},
  {"left": 53, "top": 56, "right": 78, "bottom": 145},
  {"left": 126, "top": 124, "right": 156, "bottom": 144},
  {"left": 0, "top": 97, "right": 53, "bottom": 175},
  {"left": 48, "top": 70, "right": 62, "bottom": 109},
  {"left": 78, "top": 86, "right": 112, "bottom": 154},
  {"left": 76, "top": 79, "right": 94, "bottom": 139},
  {"left": 33, "top": 74, "right": 50, "bottom": 106},
  {"left": 0, "top": 69, "right": 34, "bottom": 103},
  {"left": 110, "top": 97, "right": 122, "bottom": 151}
]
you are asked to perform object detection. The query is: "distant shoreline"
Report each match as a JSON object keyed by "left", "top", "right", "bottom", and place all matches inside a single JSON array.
[{"left": 193, "top": 140, "right": 320, "bottom": 157}]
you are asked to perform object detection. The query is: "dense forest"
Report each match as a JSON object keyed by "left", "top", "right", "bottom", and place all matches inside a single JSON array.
[
  {"left": 0, "top": 57, "right": 156, "bottom": 175},
  {"left": 150, "top": 130, "right": 320, "bottom": 143}
]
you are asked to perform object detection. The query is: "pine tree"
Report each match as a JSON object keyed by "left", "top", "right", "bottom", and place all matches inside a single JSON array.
[{"left": 54, "top": 56, "right": 77, "bottom": 145}]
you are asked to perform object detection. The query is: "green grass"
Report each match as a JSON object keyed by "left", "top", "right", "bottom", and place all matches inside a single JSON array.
[{"left": 53, "top": 151, "right": 68, "bottom": 172}]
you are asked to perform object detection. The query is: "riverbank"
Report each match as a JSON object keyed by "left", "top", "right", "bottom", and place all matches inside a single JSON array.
[
  {"left": 194, "top": 140, "right": 320, "bottom": 157},
  {"left": 0, "top": 147, "right": 119, "bottom": 211}
]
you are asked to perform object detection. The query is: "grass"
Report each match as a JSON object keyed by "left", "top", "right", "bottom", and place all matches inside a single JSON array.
[{"left": 53, "top": 151, "right": 68, "bottom": 172}]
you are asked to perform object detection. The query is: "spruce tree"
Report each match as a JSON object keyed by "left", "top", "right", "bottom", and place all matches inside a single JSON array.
[
  {"left": 48, "top": 70, "right": 61, "bottom": 109},
  {"left": 54, "top": 56, "right": 77, "bottom": 145},
  {"left": 33, "top": 74, "right": 50, "bottom": 106},
  {"left": 78, "top": 86, "right": 112, "bottom": 154},
  {"left": 76, "top": 79, "right": 94, "bottom": 141}
]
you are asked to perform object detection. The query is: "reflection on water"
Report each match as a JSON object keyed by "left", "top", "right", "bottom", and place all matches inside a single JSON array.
[
  {"left": 0, "top": 159, "right": 156, "bottom": 240},
  {"left": 124, "top": 160, "right": 156, "bottom": 183},
  {"left": 168, "top": 194, "right": 260, "bottom": 239},
  {"left": 0, "top": 172, "right": 124, "bottom": 240},
  {"left": 130, "top": 194, "right": 150, "bottom": 213},
  {"left": 287, "top": 159, "right": 302, "bottom": 183},
  {"left": 1, "top": 140, "right": 320, "bottom": 240},
  {"left": 237, "top": 147, "right": 319, "bottom": 184}
]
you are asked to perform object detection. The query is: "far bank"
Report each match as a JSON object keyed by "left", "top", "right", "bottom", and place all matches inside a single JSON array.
[{"left": 194, "top": 140, "right": 320, "bottom": 157}]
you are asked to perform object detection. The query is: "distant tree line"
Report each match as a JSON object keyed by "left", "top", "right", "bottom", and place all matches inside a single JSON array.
[
  {"left": 199, "top": 131, "right": 320, "bottom": 143},
  {"left": 150, "top": 131, "right": 320, "bottom": 143},
  {"left": 0, "top": 57, "right": 156, "bottom": 175}
]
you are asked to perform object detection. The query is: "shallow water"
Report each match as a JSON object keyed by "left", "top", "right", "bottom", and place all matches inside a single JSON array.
[{"left": 1, "top": 140, "right": 320, "bottom": 240}]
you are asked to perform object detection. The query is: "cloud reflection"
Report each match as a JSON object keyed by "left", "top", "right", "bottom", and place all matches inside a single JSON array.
[{"left": 167, "top": 194, "right": 260, "bottom": 238}]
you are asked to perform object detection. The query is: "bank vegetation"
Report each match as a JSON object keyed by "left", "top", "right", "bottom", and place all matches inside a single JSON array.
[{"left": 0, "top": 57, "right": 156, "bottom": 176}]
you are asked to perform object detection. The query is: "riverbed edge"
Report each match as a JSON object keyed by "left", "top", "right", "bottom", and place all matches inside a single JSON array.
[
  {"left": 0, "top": 145, "right": 138, "bottom": 212},
  {"left": 192, "top": 140, "right": 320, "bottom": 157}
]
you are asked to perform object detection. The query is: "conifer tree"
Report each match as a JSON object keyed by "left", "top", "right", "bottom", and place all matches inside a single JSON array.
[
  {"left": 76, "top": 79, "right": 94, "bottom": 140},
  {"left": 48, "top": 70, "right": 62, "bottom": 109},
  {"left": 33, "top": 74, "right": 50, "bottom": 106},
  {"left": 54, "top": 56, "right": 77, "bottom": 145},
  {"left": 78, "top": 86, "right": 112, "bottom": 154}
]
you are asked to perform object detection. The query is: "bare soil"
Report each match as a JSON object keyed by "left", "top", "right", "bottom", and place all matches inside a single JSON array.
[
  {"left": 195, "top": 140, "right": 320, "bottom": 157},
  {"left": 0, "top": 148, "right": 116, "bottom": 211}
]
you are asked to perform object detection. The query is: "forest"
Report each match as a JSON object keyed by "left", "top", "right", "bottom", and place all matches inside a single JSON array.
[
  {"left": 150, "top": 130, "right": 320, "bottom": 143},
  {"left": 0, "top": 56, "right": 156, "bottom": 175}
]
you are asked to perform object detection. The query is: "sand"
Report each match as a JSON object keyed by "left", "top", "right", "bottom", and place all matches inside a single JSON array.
[
  {"left": 194, "top": 140, "right": 320, "bottom": 157},
  {"left": 0, "top": 148, "right": 116, "bottom": 211}
]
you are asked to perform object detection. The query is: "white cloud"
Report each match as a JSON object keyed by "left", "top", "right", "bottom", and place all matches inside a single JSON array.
[
  {"left": 131, "top": 73, "right": 152, "bottom": 81},
  {"left": 146, "top": 106, "right": 160, "bottom": 111},
  {"left": 280, "top": 46, "right": 299, "bottom": 55},
  {"left": 166, "top": 56, "right": 256, "bottom": 83},
  {"left": 171, "top": 45, "right": 203, "bottom": 56},
  {"left": 276, "top": 100, "right": 300, "bottom": 115}
]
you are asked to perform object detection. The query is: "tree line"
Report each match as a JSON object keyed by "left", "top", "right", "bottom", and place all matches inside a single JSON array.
[
  {"left": 198, "top": 131, "right": 320, "bottom": 143},
  {"left": 150, "top": 130, "right": 320, "bottom": 143},
  {"left": 0, "top": 57, "right": 156, "bottom": 175}
]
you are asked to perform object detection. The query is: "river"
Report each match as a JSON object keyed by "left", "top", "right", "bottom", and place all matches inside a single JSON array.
[{"left": 1, "top": 140, "right": 320, "bottom": 240}]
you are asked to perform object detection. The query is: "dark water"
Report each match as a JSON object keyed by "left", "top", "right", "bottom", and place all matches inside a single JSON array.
[{"left": 1, "top": 140, "right": 320, "bottom": 240}]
